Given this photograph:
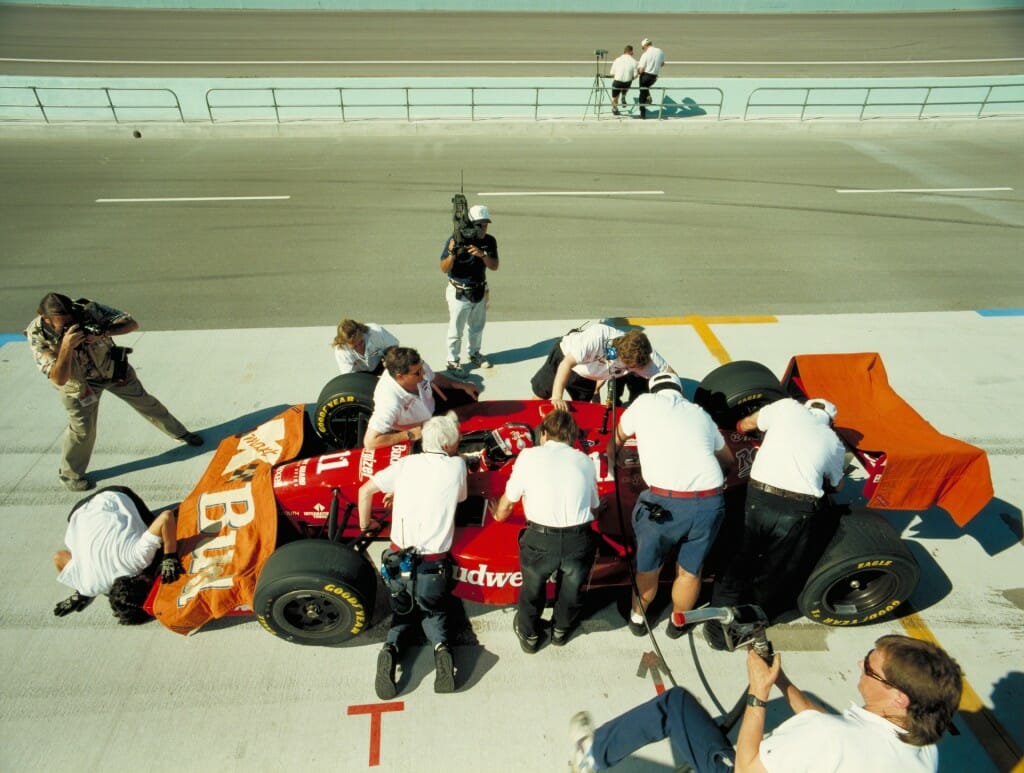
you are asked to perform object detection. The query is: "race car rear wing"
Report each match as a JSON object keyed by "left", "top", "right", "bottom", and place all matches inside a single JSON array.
[{"left": 783, "top": 352, "right": 993, "bottom": 526}]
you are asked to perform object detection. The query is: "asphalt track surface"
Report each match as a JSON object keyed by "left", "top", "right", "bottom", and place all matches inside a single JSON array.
[
  {"left": 1, "top": 122, "right": 1022, "bottom": 333},
  {"left": 1, "top": 6, "right": 1024, "bottom": 78}
]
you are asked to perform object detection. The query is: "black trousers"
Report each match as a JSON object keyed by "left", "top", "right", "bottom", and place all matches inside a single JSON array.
[
  {"left": 530, "top": 343, "right": 649, "bottom": 405},
  {"left": 711, "top": 486, "right": 832, "bottom": 621},
  {"left": 517, "top": 525, "right": 596, "bottom": 639},
  {"left": 638, "top": 73, "right": 658, "bottom": 116}
]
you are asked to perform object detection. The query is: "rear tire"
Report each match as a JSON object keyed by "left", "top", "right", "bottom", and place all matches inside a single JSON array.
[
  {"left": 314, "top": 372, "right": 377, "bottom": 450},
  {"left": 254, "top": 540, "right": 377, "bottom": 645},
  {"left": 694, "top": 361, "right": 787, "bottom": 430},
  {"left": 798, "top": 509, "right": 919, "bottom": 626}
]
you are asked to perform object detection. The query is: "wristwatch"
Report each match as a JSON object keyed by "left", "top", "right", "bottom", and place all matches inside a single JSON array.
[
  {"left": 746, "top": 694, "right": 768, "bottom": 708},
  {"left": 405, "top": 430, "right": 414, "bottom": 440}
]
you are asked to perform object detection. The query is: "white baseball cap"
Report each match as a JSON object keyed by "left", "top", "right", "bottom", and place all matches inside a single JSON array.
[
  {"left": 469, "top": 204, "right": 491, "bottom": 223},
  {"left": 641, "top": 38, "right": 652, "bottom": 46},
  {"left": 806, "top": 398, "right": 838, "bottom": 424}
]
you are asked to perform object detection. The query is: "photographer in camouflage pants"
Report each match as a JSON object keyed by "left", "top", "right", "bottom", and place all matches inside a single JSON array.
[{"left": 26, "top": 292, "right": 202, "bottom": 492}]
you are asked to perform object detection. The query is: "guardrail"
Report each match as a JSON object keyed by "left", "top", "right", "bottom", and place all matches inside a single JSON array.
[
  {"left": 0, "top": 86, "right": 184, "bottom": 123},
  {"left": 3, "top": 82, "right": 1022, "bottom": 124},
  {"left": 203, "top": 85, "right": 724, "bottom": 122},
  {"left": 744, "top": 84, "right": 1024, "bottom": 121}
]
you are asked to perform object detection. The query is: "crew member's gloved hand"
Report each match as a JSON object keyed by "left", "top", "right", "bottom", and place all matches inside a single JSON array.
[
  {"left": 160, "top": 554, "right": 184, "bottom": 583},
  {"left": 53, "top": 593, "right": 94, "bottom": 617}
]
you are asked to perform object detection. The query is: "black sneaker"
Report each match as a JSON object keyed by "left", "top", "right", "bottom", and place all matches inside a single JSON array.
[
  {"left": 666, "top": 619, "right": 696, "bottom": 640},
  {"left": 434, "top": 643, "right": 456, "bottom": 693},
  {"left": 375, "top": 644, "right": 398, "bottom": 700},
  {"left": 551, "top": 626, "right": 572, "bottom": 647},
  {"left": 514, "top": 613, "right": 540, "bottom": 653}
]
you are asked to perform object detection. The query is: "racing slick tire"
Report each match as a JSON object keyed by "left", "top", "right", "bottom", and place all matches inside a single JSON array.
[
  {"left": 798, "top": 509, "right": 919, "bottom": 626},
  {"left": 693, "top": 360, "right": 787, "bottom": 430},
  {"left": 313, "top": 372, "right": 377, "bottom": 450},
  {"left": 254, "top": 540, "right": 377, "bottom": 645}
]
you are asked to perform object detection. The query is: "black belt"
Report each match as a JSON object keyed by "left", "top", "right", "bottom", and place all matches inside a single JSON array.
[
  {"left": 749, "top": 480, "right": 819, "bottom": 504},
  {"left": 450, "top": 279, "right": 484, "bottom": 290},
  {"left": 527, "top": 521, "right": 592, "bottom": 535}
]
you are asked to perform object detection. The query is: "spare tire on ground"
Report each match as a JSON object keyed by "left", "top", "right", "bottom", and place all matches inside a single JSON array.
[
  {"left": 798, "top": 508, "right": 919, "bottom": 626},
  {"left": 313, "top": 372, "right": 377, "bottom": 450},
  {"left": 694, "top": 360, "right": 788, "bottom": 430},
  {"left": 253, "top": 540, "right": 377, "bottom": 645}
]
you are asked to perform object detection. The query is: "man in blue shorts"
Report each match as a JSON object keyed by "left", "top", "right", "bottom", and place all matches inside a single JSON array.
[{"left": 615, "top": 373, "right": 732, "bottom": 637}]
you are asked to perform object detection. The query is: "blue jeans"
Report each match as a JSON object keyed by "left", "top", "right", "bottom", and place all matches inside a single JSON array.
[
  {"left": 385, "top": 558, "right": 449, "bottom": 649},
  {"left": 592, "top": 687, "right": 735, "bottom": 772}
]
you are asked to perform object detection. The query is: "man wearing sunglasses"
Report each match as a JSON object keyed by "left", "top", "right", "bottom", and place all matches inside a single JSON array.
[{"left": 570, "top": 634, "right": 962, "bottom": 773}]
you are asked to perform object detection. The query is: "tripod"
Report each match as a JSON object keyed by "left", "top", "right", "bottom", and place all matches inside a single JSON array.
[{"left": 583, "top": 50, "right": 612, "bottom": 120}]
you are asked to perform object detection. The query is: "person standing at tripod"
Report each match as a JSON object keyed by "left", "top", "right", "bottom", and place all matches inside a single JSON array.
[
  {"left": 637, "top": 38, "right": 665, "bottom": 120},
  {"left": 609, "top": 45, "right": 638, "bottom": 116}
]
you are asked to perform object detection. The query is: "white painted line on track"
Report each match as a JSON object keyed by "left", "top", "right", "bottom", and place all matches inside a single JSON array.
[
  {"left": 95, "top": 196, "right": 291, "bottom": 203},
  {"left": 835, "top": 187, "right": 1012, "bottom": 194},
  {"left": 479, "top": 191, "right": 664, "bottom": 197},
  {"left": 4, "top": 57, "right": 1023, "bottom": 66}
]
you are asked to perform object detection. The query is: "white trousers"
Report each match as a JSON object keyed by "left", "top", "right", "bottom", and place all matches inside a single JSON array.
[{"left": 445, "top": 282, "right": 487, "bottom": 363}]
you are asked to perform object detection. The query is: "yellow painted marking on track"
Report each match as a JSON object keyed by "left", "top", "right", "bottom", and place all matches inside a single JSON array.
[{"left": 656, "top": 314, "right": 1021, "bottom": 772}]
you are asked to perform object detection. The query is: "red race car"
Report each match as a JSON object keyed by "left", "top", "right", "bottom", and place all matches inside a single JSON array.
[{"left": 150, "top": 353, "right": 992, "bottom": 646}]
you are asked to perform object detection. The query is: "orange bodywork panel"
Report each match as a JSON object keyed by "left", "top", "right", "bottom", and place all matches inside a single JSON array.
[{"left": 784, "top": 353, "right": 992, "bottom": 526}]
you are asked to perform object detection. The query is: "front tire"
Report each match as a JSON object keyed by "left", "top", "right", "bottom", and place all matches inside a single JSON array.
[
  {"left": 694, "top": 360, "right": 787, "bottom": 430},
  {"left": 313, "top": 372, "right": 377, "bottom": 450},
  {"left": 254, "top": 540, "right": 377, "bottom": 645},
  {"left": 798, "top": 509, "right": 919, "bottom": 626}
]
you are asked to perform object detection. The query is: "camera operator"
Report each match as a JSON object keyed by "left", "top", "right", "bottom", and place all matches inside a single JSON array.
[
  {"left": 608, "top": 45, "right": 639, "bottom": 116},
  {"left": 26, "top": 292, "right": 202, "bottom": 492},
  {"left": 569, "top": 635, "right": 962, "bottom": 773},
  {"left": 440, "top": 204, "right": 499, "bottom": 374}
]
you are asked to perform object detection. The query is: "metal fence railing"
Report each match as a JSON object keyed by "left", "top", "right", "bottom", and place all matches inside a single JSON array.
[
  {"left": 744, "top": 84, "right": 1024, "bottom": 121},
  {"left": 3, "top": 82, "right": 1022, "bottom": 124},
  {"left": 203, "top": 85, "right": 725, "bottom": 123},
  {"left": 0, "top": 86, "right": 184, "bottom": 124}
]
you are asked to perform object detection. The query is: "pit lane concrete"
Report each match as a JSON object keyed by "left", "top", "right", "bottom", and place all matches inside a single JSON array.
[{"left": 0, "top": 311, "right": 1021, "bottom": 772}]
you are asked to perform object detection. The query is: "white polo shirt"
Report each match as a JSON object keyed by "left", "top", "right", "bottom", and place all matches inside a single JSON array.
[
  {"left": 561, "top": 324, "right": 669, "bottom": 382},
  {"left": 638, "top": 45, "right": 665, "bottom": 76},
  {"left": 368, "top": 362, "right": 436, "bottom": 434},
  {"left": 760, "top": 703, "right": 938, "bottom": 773},
  {"left": 750, "top": 398, "right": 846, "bottom": 497},
  {"left": 609, "top": 53, "right": 639, "bottom": 82},
  {"left": 373, "top": 453, "right": 467, "bottom": 554},
  {"left": 57, "top": 491, "right": 162, "bottom": 597},
  {"left": 618, "top": 391, "right": 725, "bottom": 492},
  {"left": 502, "top": 440, "right": 599, "bottom": 528},
  {"left": 333, "top": 323, "right": 398, "bottom": 374}
]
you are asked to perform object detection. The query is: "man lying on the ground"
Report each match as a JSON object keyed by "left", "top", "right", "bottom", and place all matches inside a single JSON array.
[{"left": 52, "top": 486, "right": 183, "bottom": 623}]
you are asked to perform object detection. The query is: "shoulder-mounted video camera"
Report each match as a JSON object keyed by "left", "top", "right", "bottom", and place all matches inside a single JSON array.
[{"left": 451, "top": 192, "right": 482, "bottom": 248}]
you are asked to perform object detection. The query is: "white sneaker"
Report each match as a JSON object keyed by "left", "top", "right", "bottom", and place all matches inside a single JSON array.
[
  {"left": 447, "top": 361, "right": 464, "bottom": 375},
  {"left": 469, "top": 353, "right": 492, "bottom": 369},
  {"left": 569, "top": 711, "right": 597, "bottom": 773}
]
